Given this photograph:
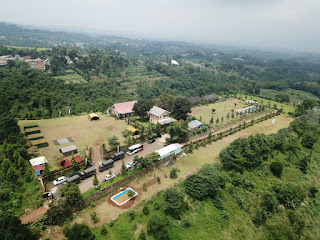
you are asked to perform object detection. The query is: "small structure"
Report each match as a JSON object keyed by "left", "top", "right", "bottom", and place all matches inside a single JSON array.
[
  {"left": 112, "top": 100, "right": 137, "bottom": 118},
  {"left": 32, "top": 165, "right": 44, "bottom": 176},
  {"left": 60, "top": 158, "right": 71, "bottom": 167},
  {"left": 149, "top": 106, "right": 176, "bottom": 125},
  {"left": 188, "top": 120, "right": 203, "bottom": 131},
  {"left": 88, "top": 113, "right": 100, "bottom": 121},
  {"left": 171, "top": 60, "right": 180, "bottom": 66},
  {"left": 59, "top": 145, "right": 77, "bottom": 155},
  {"left": 74, "top": 155, "right": 82, "bottom": 163},
  {"left": 245, "top": 100, "right": 258, "bottom": 105},
  {"left": 29, "top": 156, "right": 48, "bottom": 167},
  {"left": 235, "top": 105, "right": 258, "bottom": 115},
  {"left": 126, "top": 126, "right": 140, "bottom": 135},
  {"left": 155, "top": 143, "right": 183, "bottom": 160}
]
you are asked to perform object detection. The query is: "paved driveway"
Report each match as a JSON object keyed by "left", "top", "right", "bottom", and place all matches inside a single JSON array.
[{"left": 49, "top": 139, "right": 164, "bottom": 196}]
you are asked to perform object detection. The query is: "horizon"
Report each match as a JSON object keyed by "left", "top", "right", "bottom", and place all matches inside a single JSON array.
[{"left": 0, "top": 0, "right": 319, "bottom": 53}]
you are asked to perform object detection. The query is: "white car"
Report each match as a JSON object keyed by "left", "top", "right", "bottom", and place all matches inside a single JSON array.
[
  {"left": 53, "top": 176, "right": 66, "bottom": 186},
  {"left": 126, "top": 161, "right": 135, "bottom": 170},
  {"left": 105, "top": 174, "right": 115, "bottom": 181}
]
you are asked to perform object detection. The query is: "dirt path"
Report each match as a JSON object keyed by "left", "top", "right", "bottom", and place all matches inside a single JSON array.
[
  {"left": 20, "top": 205, "right": 49, "bottom": 224},
  {"left": 91, "top": 145, "right": 103, "bottom": 166}
]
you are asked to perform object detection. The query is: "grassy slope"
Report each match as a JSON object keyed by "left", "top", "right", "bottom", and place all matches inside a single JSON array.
[
  {"left": 260, "top": 89, "right": 319, "bottom": 104},
  {"left": 5, "top": 45, "right": 51, "bottom": 51},
  {"left": 19, "top": 114, "right": 127, "bottom": 170},
  {"left": 88, "top": 117, "right": 320, "bottom": 240}
]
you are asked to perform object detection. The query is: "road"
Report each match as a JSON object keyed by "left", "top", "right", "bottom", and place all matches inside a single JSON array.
[{"left": 49, "top": 139, "right": 164, "bottom": 195}]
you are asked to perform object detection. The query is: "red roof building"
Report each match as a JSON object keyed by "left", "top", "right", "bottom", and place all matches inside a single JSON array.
[
  {"left": 32, "top": 165, "right": 44, "bottom": 176},
  {"left": 112, "top": 100, "right": 137, "bottom": 117}
]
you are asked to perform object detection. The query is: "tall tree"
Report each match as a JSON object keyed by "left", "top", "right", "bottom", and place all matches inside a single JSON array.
[
  {"left": 133, "top": 99, "right": 153, "bottom": 119},
  {"left": 173, "top": 97, "right": 191, "bottom": 120}
]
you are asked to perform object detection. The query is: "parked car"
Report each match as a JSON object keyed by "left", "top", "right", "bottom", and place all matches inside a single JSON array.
[
  {"left": 69, "top": 172, "right": 79, "bottom": 177},
  {"left": 42, "top": 192, "right": 53, "bottom": 199},
  {"left": 148, "top": 139, "right": 155, "bottom": 144},
  {"left": 126, "top": 161, "right": 135, "bottom": 170},
  {"left": 53, "top": 176, "right": 66, "bottom": 186},
  {"left": 105, "top": 174, "right": 115, "bottom": 181}
]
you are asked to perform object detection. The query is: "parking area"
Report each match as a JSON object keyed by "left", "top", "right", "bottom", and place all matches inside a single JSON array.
[{"left": 49, "top": 139, "right": 164, "bottom": 196}]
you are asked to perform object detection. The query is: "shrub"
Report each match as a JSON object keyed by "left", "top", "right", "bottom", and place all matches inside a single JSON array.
[
  {"left": 90, "top": 211, "right": 99, "bottom": 224},
  {"left": 157, "top": 176, "right": 161, "bottom": 184},
  {"left": 142, "top": 205, "right": 150, "bottom": 215},
  {"left": 288, "top": 210, "right": 305, "bottom": 236},
  {"left": 138, "top": 230, "right": 147, "bottom": 240},
  {"left": 252, "top": 210, "right": 267, "bottom": 226},
  {"left": 147, "top": 214, "right": 169, "bottom": 240},
  {"left": 128, "top": 211, "right": 135, "bottom": 221},
  {"left": 270, "top": 161, "right": 283, "bottom": 178},
  {"left": 261, "top": 192, "right": 278, "bottom": 214},
  {"left": 164, "top": 188, "right": 185, "bottom": 217},
  {"left": 170, "top": 167, "right": 178, "bottom": 179},
  {"left": 181, "top": 216, "right": 191, "bottom": 228},
  {"left": 143, "top": 183, "right": 147, "bottom": 192},
  {"left": 308, "top": 186, "right": 318, "bottom": 198},
  {"left": 100, "top": 226, "right": 108, "bottom": 236},
  {"left": 274, "top": 184, "right": 305, "bottom": 209},
  {"left": 66, "top": 223, "right": 95, "bottom": 240}
]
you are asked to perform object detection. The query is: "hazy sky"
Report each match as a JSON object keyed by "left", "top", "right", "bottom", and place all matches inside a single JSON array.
[{"left": 1, "top": 0, "right": 319, "bottom": 52}]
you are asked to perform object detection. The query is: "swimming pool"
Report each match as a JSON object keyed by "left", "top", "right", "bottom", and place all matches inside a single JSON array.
[{"left": 111, "top": 187, "right": 138, "bottom": 206}]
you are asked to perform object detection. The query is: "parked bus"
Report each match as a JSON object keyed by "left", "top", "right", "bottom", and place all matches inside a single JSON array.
[
  {"left": 111, "top": 151, "right": 125, "bottom": 161},
  {"left": 99, "top": 159, "right": 114, "bottom": 172},
  {"left": 79, "top": 166, "right": 96, "bottom": 180},
  {"left": 66, "top": 174, "right": 80, "bottom": 184},
  {"left": 127, "top": 144, "right": 144, "bottom": 156}
]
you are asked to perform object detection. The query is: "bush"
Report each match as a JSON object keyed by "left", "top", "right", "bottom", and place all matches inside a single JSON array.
[
  {"left": 147, "top": 214, "right": 169, "bottom": 240},
  {"left": 45, "top": 204, "right": 73, "bottom": 225},
  {"left": 181, "top": 216, "right": 191, "bottom": 228},
  {"left": 138, "top": 230, "right": 147, "bottom": 240},
  {"left": 170, "top": 167, "right": 178, "bottom": 179},
  {"left": 288, "top": 210, "right": 305, "bottom": 236},
  {"left": 308, "top": 186, "right": 318, "bottom": 198},
  {"left": 252, "top": 210, "right": 267, "bottom": 226},
  {"left": 128, "top": 211, "right": 135, "bottom": 221},
  {"left": 142, "top": 205, "right": 150, "bottom": 215},
  {"left": 270, "top": 161, "right": 283, "bottom": 178},
  {"left": 100, "top": 226, "right": 108, "bottom": 236},
  {"left": 143, "top": 183, "right": 147, "bottom": 192},
  {"left": 65, "top": 223, "right": 95, "bottom": 240},
  {"left": 90, "top": 211, "right": 99, "bottom": 224},
  {"left": 164, "top": 188, "right": 185, "bottom": 217},
  {"left": 157, "top": 176, "right": 161, "bottom": 184},
  {"left": 261, "top": 192, "right": 278, "bottom": 214},
  {"left": 274, "top": 184, "right": 305, "bottom": 209}
]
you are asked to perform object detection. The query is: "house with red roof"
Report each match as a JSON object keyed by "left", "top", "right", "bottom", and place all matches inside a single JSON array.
[
  {"left": 112, "top": 100, "right": 137, "bottom": 118},
  {"left": 32, "top": 165, "right": 44, "bottom": 176}
]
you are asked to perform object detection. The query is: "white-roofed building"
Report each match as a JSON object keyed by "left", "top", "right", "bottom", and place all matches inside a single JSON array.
[
  {"left": 171, "top": 60, "right": 180, "bottom": 66},
  {"left": 155, "top": 143, "right": 183, "bottom": 159},
  {"left": 149, "top": 106, "right": 176, "bottom": 125},
  {"left": 29, "top": 156, "right": 48, "bottom": 167}
]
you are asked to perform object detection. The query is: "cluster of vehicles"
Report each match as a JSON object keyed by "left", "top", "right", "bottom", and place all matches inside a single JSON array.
[{"left": 53, "top": 141, "right": 152, "bottom": 186}]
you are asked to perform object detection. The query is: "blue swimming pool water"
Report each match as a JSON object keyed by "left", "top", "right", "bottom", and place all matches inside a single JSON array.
[{"left": 112, "top": 188, "right": 136, "bottom": 200}]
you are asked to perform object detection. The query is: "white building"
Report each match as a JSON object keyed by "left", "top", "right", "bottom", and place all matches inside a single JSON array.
[{"left": 171, "top": 60, "right": 180, "bottom": 66}]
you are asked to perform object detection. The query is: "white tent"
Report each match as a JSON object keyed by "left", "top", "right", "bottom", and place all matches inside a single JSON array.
[{"left": 29, "top": 156, "right": 48, "bottom": 167}]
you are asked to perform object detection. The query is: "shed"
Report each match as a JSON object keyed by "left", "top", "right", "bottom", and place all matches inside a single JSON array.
[
  {"left": 155, "top": 143, "right": 183, "bottom": 159},
  {"left": 29, "top": 156, "right": 48, "bottom": 167},
  {"left": 89, "top": 113, "right": 100, "bottom": 121},
  {"left": 60, "top": 158, "right": 71, "bottom": 167},
  {"left": 158, "top": 117, "right": 177, "bottom": 126},
  {"left": 188, "top": 120, "right": 203, "bottom": 131},
  {"left": 60, "top": 145, "right": 77, "bottom": 155},
  {"left": 32, "top": 165, "right": 44, "bottom": 176}
]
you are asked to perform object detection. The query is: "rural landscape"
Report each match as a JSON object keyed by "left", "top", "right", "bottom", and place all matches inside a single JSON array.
[{"left": 1, "top": 1, "right": 320, "bottom": 240}]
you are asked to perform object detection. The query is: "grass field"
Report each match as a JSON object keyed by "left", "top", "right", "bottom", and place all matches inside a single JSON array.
[
  {"left": 53, "top": 70, "right": 86, "bottom": 83},
  {"left": 64, "top": 115, "right": 293, "bottom": 233},
  {"left": 19, "top": 114, "right": 127, "bottom": 170},
  {"left": 260, "top": 89, "right": 319, "bottom": 104},
  {"left": 5, "top": 45, "right": 51, "bottom": 51},
  {"left": 191, "top": 99, "right": 246, "bottom": 124},
  {"left": 240, "top": 95, "right": 295, "bottom": 114}
]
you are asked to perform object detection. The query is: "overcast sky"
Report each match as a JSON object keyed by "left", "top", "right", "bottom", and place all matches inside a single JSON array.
[{"left": 1, "top": 0, "right": 319, "bottom": 52}]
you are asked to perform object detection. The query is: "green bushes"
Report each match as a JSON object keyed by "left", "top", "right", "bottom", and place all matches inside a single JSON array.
[
  {"left": 147, "top": 214, "right": 169, "bottom": 240},
  {"left": 270, "top": 161, "right": 283, "bottom": 178}
]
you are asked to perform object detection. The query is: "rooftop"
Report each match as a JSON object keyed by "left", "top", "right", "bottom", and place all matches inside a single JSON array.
[
  {"left": 149, "top": 106, "right": 169, "bottom": 117},
  {"left": 155, "top": 143, "right": 183, "bottom": 157},
  {"left": 29, "top": 156, "right": 48, "bottom": 167},
  {"left": 113, "top": 100, "right": 137, "bottom": 114}
]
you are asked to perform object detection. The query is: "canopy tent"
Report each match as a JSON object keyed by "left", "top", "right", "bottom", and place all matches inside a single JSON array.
[
  {"left": 88, "top": 113, "right": 100, "bottom": 121},
  {"left": 60, "top": 145, "right": 77, "bottom": 155},
  {"left": 60, "top": 158, "right": 71, "bottom": 167},
  {"left": 29, "top": 156, "right": 48, "bottom": 167}
]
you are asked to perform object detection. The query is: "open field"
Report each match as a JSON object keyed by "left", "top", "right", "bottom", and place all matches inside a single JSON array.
[
  {"left": 191, "top": 99, "right": 246, "bottom": 124},
  {"left": 5, "top": 45, "right": 51, "bottom": 51},
  {"left": 65, "top": 115, "right": 293, "bottom": 233},
  {"left": 53, "top": 70, "right": 86, "bottom": 83},
  {"left": 19, "top": 114, "right": 128, "bottom": 170}
]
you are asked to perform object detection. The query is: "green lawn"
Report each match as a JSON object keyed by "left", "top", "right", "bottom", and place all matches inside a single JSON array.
[
  {"left": 191, "top": 99, "right": 246, "bottom": 124},
  {"left": 240, "top": 95, "right": 295, "bottom": 114},
  {"left": 53, "top": 71, "right": 86, "bottom": 83}
]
